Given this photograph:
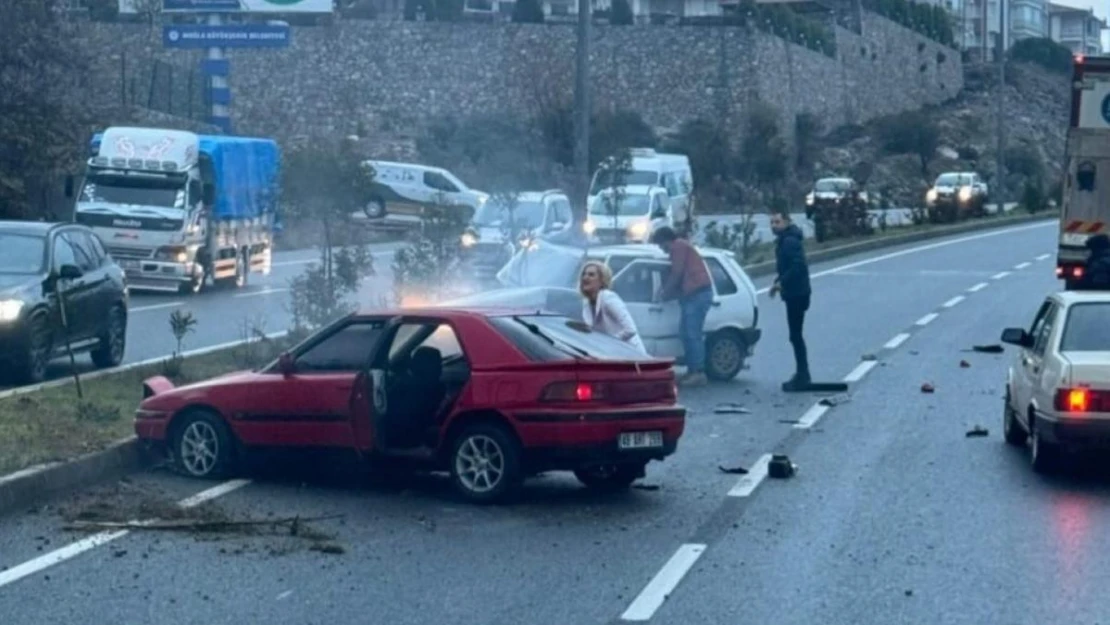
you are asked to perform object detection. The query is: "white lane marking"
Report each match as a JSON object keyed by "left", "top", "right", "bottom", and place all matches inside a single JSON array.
[
  {"left": 1036, "top": 253, "right": 1051, "bottom": 261},
  {"left": 1014, "top": 261, "right": 1031, "bottom": 270},
  {"left": 843, "top": 360, "right": 878, "bottom": 383},
  {"left": 794, "top": 403, "right": 830, "bottom": 430},
  {"left": 968, "top": 282, "right": 989, "bottom": 292},
  {"left": 0, "top": 480, "right": 251, "bottom": 589},
  {"left": 277, "top": 590, "right": 294, "bottom": 601},
  {"left": 991, "top": 271, "right": 1010, "bottom": 280},
  {"left": 727, "top": 454, "right": 771, "bottom": 497},
  {"left": 130, "top": 301, "right": 185, "bottom": 313},
  {"left": 0, "top": 331, "right": 288, "bottom": 401},
  {"left": 752, "top": 221, "right": 1052, "bottom": 295},
  {"left": 884, "top": 333, "right": 911, "bottom": 349},
  {"left": 232, "top": 287, "right": 290, "bottom": 299},
  {"left": 620, "top": 544, "right": 707, "bottom": 622},
  {"left": 942, "top": 295, "right": 965, "bottom": 308},
  {"left": 915, "top": 312, "right": 939, "bottom": 326}
]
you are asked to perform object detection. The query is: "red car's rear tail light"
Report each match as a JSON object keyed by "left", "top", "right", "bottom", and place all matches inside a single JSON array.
[
  {"left": 1054, "top": 387, "right": 1110, "bottom": 413},
  {"left": 541, "top": 381, "right": 606, "bottom": 402},
  {"left": 540, "top": 380, "right": 676, "bottom": 403}
]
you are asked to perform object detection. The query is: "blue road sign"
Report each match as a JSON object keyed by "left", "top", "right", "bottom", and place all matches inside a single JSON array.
[
  {"left": 163, "top": 24, "right": 291, "bottom": 49},
  {"left": 164, "top": 0, "right": 242, "bottom": 10}
]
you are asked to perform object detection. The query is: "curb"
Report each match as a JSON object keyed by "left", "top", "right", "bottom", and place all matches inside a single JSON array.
[
  {"left": 0, "top": 437, "right": 141, "bottom": 517},
  {"left": 740, "top": 212, "right": 1056, "bottom": 279}
]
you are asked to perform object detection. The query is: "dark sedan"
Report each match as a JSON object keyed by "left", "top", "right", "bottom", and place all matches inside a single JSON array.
[{"left": 0, "top": 221, "right": 129, "bottom": 384}]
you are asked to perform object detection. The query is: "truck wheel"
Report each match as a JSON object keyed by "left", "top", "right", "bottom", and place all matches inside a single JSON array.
[{"left": 364, "top": 198, "right": 386, "bottom": 219}]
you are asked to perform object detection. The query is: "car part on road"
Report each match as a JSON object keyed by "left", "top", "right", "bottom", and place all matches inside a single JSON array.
[
  {"left": 920, "top": 383, "right": 936, "bottom": 393},
  {"left": 574, "top": 462, "right": 647, "bottom": 490},
  {"left": 718, "top": 464, "right": 748, "bottom": 475},
  {"left": 169, "top": 409, "right": 237, "bottom": 479},
  {"left": 781, "top": 381, "right": 850, "bottom": 393},
  {"left": 767, "top": 454, "right": 796, "bottom": 479},
  {"left": 970, "top": 344, "right": 1005, "bottom": 353},
  {"left": 712, "top": 403, "right": 750, "bottom": 414},
  {"left": 965, "top": 426, "right": 989, "bottom": 437},
  {"left": 860, "top": 353, "right": 878, "bottom": 361},
  {"left": 448, "top": 422, "right": 523, "bottom": 504},
  {"left": 959, "top": 359, "right": 971, "bottom": 368},
  {"left": 818, "top": 393, "right": 852, "bottom": 407}
]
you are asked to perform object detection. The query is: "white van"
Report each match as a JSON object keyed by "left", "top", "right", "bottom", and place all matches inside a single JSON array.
[
  {"left": 361, "top": 161, "right": 489, "bottom": 224},
  {"left": 587, "top": 149, "right": 693, "bottom": 224},
  {"left": 582, "top": 184, "right": 673, "bottom": 244}
]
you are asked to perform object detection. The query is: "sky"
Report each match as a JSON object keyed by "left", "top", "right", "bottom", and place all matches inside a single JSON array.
[{"left": 1051, "top": 0, "right": 1109, "bottom": 49}]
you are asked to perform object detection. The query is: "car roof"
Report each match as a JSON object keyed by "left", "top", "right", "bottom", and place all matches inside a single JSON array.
[
  {"left": 585, "top": 243, "right": 730, "bottom": 259},
  {"left": 816, "top": 177, "right": 853, "bottom": 183},
  {"left": 1051, "top": 290, "right": 1110, "bottom": 306},
  {"left": 368, "top": 160, "right": 440, "bottom": 173},
  {"left": 514, "top": 190, "right": 565, "bottom": 202},
  {"left": 599, "top": 184, "right": 659, "bottom": 195},
  {"left": 0, "top": 220, "right": 59, "bottom": 235}
]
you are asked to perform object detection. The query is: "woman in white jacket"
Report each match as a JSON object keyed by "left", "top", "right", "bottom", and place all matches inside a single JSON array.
[{"left": 579, "top": 261, "right": 648, "bottom": 355}]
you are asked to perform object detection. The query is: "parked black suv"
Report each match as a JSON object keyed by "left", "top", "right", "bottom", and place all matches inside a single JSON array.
[{"left": 0, "top": 221, "right": 129, "bottom": 384}]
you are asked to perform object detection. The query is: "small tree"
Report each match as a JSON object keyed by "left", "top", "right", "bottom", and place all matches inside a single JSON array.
[
  {"left": 392, "top": 194, "right": 473, "bottom": 305},
  {"left": 610, "top": 0, "right": 634, "bottom": 25},
  {"left": 739, "top": 103, "right": 788, "bottom": 192},
  {"left": 594, "top": 150, "right": 633, "bottom": 232},
  {"left": 513, "top": 0, "right": 545, "bottom": 23},
  {"left": 875, "top": 111, "right": 939, "bottom": 179}
]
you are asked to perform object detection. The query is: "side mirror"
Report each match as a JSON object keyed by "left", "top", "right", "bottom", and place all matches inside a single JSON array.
[
  {"left": 64, "top": 176, "right": 75, "bottom": 199},
  {"left": 278, "top": 352, "right": 296, "bottom": 377},
  {"left": 1000, "top": 327, "right": 1032, "bottom": 348},
  {"left": 202, "top": 183, "right": 215, "bottom": 206},
  {"left": 57, "top": 264, "right": 83, "bottom": 280},
  {"left": 651, "top": 208, "right": 667, "bottom": 219}
]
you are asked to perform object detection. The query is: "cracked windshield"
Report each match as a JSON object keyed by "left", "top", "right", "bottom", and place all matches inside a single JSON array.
[{"left": 3, "top": 0, "right": 1110, "bottom": 623}]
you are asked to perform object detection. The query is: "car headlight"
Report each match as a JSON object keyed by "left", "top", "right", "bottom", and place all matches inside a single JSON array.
[
  {"left": 627, "top": 221, "right": 649, "bottom": 238},
  {"left": 155, "top": 246, "right": 188, "bottom": 263},
  {"left": 926, "top": 189, "right": 938, "bottom": 203},
  {"left": 0, "top": 299, "right": 24, "bottom": 322},
  {"left": 460, "top": 232, "right": 477, "bottom": 247},
  {"left": 958, "top": 187, "right": 972, "bottom": 201},
  {"left": 583, "top": 220, "right": 596, "bottom": 235},
  {"left": 805, "top": 193, "right": 814, "bottom": 205}
]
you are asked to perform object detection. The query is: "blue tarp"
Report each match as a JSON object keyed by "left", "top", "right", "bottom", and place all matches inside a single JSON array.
[{"left": 89, "top": 132, "right": 281, "bottom": 224}]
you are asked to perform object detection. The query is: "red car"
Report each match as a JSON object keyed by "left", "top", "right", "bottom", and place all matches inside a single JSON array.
[{"left": 136, "top": 308, "right": 686, "bottom": 503}]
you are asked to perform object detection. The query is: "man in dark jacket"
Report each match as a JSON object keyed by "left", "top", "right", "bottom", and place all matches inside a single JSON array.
[
  {"left": 1077, "top": 233, "right": 1110, "bottom": 290},
  {"left": 770, "top": 211, "right": 813, "bottom": 390}
]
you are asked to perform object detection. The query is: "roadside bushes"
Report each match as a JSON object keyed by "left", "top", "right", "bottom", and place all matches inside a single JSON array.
[
  {"left": 732, "top": 1, "right": 836, "bottom": 57},
  {"left": 1009, "top": 38, "right": 1074, "bottom": 75},
  {"left": 874, "top": 110, "right": 939, "bottom": 178},
  {"left": 862, "top": 0, "right": 955, "bottom": 47}
]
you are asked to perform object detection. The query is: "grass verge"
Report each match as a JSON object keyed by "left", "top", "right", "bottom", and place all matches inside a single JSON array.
[{"left": 0, "top": 336, "right": 291, "bottom": 476}]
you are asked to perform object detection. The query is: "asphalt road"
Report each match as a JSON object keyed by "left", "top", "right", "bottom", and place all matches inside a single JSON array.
[{"left": 5, "top": 217, "right": 1100, "bottom": 625}]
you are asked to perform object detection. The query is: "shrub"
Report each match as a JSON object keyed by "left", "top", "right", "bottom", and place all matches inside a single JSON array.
[
  {"left": 874, "top": 111, "right": 939, "bottom": 177},
  {"left": 662, "top": 119, "right": 733, "bottom": 192},
  {"left": 794, "top": 112, "right": 823, "bottom": 173},
  {"left": 610, "top": 0, "right": 634, "bottom": 25},
  {"left": 512, "top": 0, "right": 545, "bottom": 23},
  {"left": 862, "top": 0, "right": 954, "bottom": 47},
  {"left": 1009, "top": 37, "right": 1073, "bottom": 74},
  {"left": 1021, "top": 178, "right": 1046, "bottom": 214},
  {"left": 740, "top": 103, "right": 788, "bottom": 188},
  {"left": 734, "top": 0, "right": 835, "bottom": 57},
  {"left": 392, "top": 203, "right": 472, "bottom": 305},
  {"left": 1004, "top": 144, "right": 1044, "bottom": 180}
]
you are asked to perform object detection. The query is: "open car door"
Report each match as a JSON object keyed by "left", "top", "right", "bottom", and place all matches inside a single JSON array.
[
  {"left": 350, "top": 316, "right": 403, "bottom": 452},
  {"left": 611, "top": 258, "right": 681, "bottom": 357}
]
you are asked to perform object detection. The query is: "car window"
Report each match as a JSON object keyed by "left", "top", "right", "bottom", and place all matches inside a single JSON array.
[
  {"left": 1027, "top": 300, "right": 1052, "bottom": 340},
  {"left": 52, "top": 235, "right": 78, "bottom": 271},
  {"left": 87, "top": 231, "right": 109, "bottom": 262},
  {"left": 606, "top": 255, "right": 635, "bottom": 277},
  {"left": 0, "top": 233, "right": 46, "bottom": 274},
  {"left": 612, "top": 261, "right": 665, "bottom": 304},
  {"left": 553, "top": 199, "right": 573, "bottom": 225},
  {"left": 66, "top": 232, "right": 100, "bottom": 271},
  {"left": 294, "top": 320, "right": 386, "bottom": 372},
  {"left": 423, "top": 172, "right": 459, "bottom": 193},
  {"left": 1033, "top": 303, "right": 1059, "bottom": 356},
  {"left": 417, "top": 323, "right": 463, "bottom": 359},
  {"left": 1059, "top": 303, "right": 1110, "bottom": 352},
  {"left": 705, "top": 258, "right": 738, "bottom": 295}
]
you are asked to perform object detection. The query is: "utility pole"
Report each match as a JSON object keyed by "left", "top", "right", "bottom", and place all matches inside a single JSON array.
[
  {"left": 573, "top": 0, "right": 591, "bottom": 224},
  {"left": 995, "top": 0, "right": 1006, "bottom": 210}
]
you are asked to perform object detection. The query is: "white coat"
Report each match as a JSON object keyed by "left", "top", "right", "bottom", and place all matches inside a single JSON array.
[{"left": 582, "top": 289, "right": 648, "bottom": 355}]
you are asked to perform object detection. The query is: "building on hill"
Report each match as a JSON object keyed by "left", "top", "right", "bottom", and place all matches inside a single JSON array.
[
  {"left": 1047, "top": 3, "right": 1106, "bottom": 55},
  {"left": 950, "top": 0, "right": 1048, "bottom": 60}
]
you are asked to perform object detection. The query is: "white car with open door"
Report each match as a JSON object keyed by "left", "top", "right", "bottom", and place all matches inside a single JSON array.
[
  {"left": 489, "top": 242, "right": 762, "bottom": 381},
  {"left": 1000, "top": 289, "right": 1110, "bottom": 473}
]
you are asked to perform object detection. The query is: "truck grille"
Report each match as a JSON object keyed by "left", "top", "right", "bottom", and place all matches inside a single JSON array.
[{"left": 106, "top": 246, "right": 154, "bottom": 260}]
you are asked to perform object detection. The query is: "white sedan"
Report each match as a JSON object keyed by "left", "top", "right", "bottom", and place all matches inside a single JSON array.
[
  {"left": 1001, "top": 290, "right": 1110, "bottom": 472},
  {"left": 445, "top": 241, "right": 762, "bottom": 381}
]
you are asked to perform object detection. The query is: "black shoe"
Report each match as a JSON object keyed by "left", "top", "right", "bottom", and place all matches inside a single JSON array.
[{"left": 781, "top": 373, "right": 812, "bottom": 392}]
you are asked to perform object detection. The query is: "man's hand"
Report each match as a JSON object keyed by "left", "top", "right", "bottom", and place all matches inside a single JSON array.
[{"left": 769, "top": 280, "right": 780, "bottom": 299}]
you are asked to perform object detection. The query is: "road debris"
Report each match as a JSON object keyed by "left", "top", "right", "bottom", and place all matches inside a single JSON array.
[
  {"left": 309, "top": 543, "right": 346, "bottom": 555},
  {"left": 62, "top": 514, "right": 343, "bottom": 533},
  {"left": 632, "top": 483, "right": 661, "bottom": 491},
  {"left": 959, "top": 360, "right": 970, "bottom": 368},
  {"left": 718, "top": 465, "right": 748, "bottom": 475},
  {"left": 768, "top": 455, "right": 797, "bottom": 479},
  {"left": 920, "top": 383, "right": 935, "bottom": 393},
  {"left": 971, "top": 344, "right": 1004, "bottom": 353},
  {"left": 713, "top": 403, "right": 751, "bottom": 414},
  {"left": 819, "top": 393, "right": 852, "bottom": 407},
  {"left": 965, "top": 426, "right": 990, "bottom": 438},
  {"left": 861, "top": 353, "right": 878, "bottom": 361}
]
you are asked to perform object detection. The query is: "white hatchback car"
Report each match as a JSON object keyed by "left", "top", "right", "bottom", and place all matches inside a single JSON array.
[
  {"left": 485, "top": 241, "right": 762, "bottom": 381},
  {"left": 1001, "top": 290, "right": 1110, "bottom": 472}
]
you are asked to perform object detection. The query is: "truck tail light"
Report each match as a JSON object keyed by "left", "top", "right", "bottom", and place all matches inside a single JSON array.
[
  {"left": 541, "top": 381, "right": 606, "bottom": 402},
  {"left": 1054, "top": 387, "right": 1110, "bottom": 413}
]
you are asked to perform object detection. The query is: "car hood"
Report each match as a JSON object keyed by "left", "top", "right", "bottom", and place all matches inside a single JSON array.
[
  {"left": 0, "top": 275, "right": 40, "bottom": 298},
  {"left": 496, "top": 239, "right": 584, "bottom": 288},
  {"left": 142, "top": 368, "right": 262, "bottom": 404}
]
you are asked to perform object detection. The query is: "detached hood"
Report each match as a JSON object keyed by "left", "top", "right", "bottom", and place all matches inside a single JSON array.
[{"left": 496, "top": 239, "right": 585, "bottom": 288}]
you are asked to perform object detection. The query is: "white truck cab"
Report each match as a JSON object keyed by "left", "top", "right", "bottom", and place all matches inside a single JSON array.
[{"left": 583, "top": 184, "right": 673, "bottom": 244}]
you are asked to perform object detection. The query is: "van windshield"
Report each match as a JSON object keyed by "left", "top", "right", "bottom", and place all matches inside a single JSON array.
[
  {"left": 589, "top": 193, "right": 651, "bottom": 217},
  {"left": 589, "top": 170, "right": 658, "bottom": 195}
]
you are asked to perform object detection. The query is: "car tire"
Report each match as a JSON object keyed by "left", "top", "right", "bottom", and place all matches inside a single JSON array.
[
  {"left": 448, "top": 422, "right": 522, "bottom": 504},
  {"left": 90, "top": 305, "right": 127, "bottom": 368},
  {"left": 12, "top": 315, "right": 51, "bottom": 386},
  {"left": 1002, "top": 389, "right": 1027, "bottom": 447},
  {"left": 705, "top": 330, "right": 746, "bottom": 382},
  {"left": 1029, "top": 412, "right": 1060, "bottom": 474},
  {"left": 364, "top": 198, "right": 386, "bottom": 219},
  {"left": 169, "top": 409, "right": 237, "bottom": 480},
  {"left": 574, "top": 463, "right": 645, "bottom": 491}
]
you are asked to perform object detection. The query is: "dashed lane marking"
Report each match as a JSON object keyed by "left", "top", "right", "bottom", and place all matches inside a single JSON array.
[
  {"left": 794, "top": 403, "right": 831, "bottom": 430},
  {"left": 991, "top": 271, "right": 1010, "bottom": 280},
  {"left": 884, "top": 333, "right": 911, "bottom": 349},
  {"left": 968, "top": 282, "right": 989, "bottom": 292},
  {"left": 130, "top": 301, "right": 185, "bottom": 313},
  {"left": 727, "top": 454, "right": 771, "bottom": 497},
  {"left": 915, "top": 312, "right": 939, "bottom": 326},
  {"left": 843, "top": 360, "right": 878, "bottom": 383},
  {"left": 620, "top": 544, "right": 707, "bottom": 621},
  {"left": 232, "top": 287, "right": 290, "bottom": 299},
  {"left": 1014, "top": 261, "right": 1031, "bottom": 270},
  {"left": 1036, "top": 253, "right": 1051, "bottom": 261},
  {"left": 942, "top": 295, "right": 965, "bottom": 308}
]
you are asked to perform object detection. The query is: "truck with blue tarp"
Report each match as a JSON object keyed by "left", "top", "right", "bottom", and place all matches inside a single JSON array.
[{"left": 68, "top": 126, "right": 280, "bottom": 293}]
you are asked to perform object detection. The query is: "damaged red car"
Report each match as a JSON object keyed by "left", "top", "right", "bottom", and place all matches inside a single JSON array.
[{"left": 135, "top": 309, "right": 686, "bottom": 503}]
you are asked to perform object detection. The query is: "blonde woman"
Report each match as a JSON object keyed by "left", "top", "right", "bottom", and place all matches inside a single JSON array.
[{"left": 579, "top": 261, "right": 647, "bottom": 355}]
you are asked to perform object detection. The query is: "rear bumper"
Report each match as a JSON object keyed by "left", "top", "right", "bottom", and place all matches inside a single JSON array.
[
  {"left": 1036, "top": 412, "right": 1110, "bottom": 447},
  {"left": 514, "top": 406, "right": 685, "bottom": 469}
]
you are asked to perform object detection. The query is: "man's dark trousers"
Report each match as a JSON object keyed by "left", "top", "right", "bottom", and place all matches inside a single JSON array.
[{"left": 784, "top": 294, "right": 810, "bottom": 382}]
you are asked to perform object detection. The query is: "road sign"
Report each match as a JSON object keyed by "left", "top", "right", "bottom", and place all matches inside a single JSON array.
[
  {"left": 160, "top": 0, "right": 333, "bottom": 12},
  {"left": 163, "top": 24, "right": 292, "bottom": 49}
]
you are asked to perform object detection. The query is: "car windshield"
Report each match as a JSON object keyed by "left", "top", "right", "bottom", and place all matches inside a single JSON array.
[
  {"left": 935, "top": 174, "right": 970, "bottom": 186},
  {"left": 814, "top": 179, "right": 851, "bottom": 192},
  {"left": 472, "top": 199, "right": 546, "bottom": 230},
  {"left": 589, "top": 170, "right": 658, "bottom": 195},
  {"left": 589, "top": 193, "right": 651, "bottom": 217},
  {"left": 1060, "top": 302, "right": 1110, "bottom": 352},
  {"left": 81, "top": 174, "right": 184, "bottom": 208},
  {"left": 0, "top": 233, "right": 45, "bottom": 274}
]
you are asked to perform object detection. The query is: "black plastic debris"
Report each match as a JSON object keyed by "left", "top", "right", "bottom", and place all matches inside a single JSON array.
[
  {"left": 718, "top": 465, "right": 748, "bottom": 475},
  {"left": 861, "top": 353, "right": 878, "bottom": 361},
  {"left": 713, "top": 403, "right": 751, "bottom": 415},
  {"left": 819, "top": 393, "right": 852, "bottom": 407},
  {"left": 959, "top": 360, "right": 971, "bottom": 368},
  {"left": 768, "top": 455, "right": 796, "bottom": 479},
  {"left": 632, "top": 484, "right": 661, "bottom": 491},
  {"left": 921, "top": 383, "right": 935, "bottom": 393},
  {"left": 965, "top": 426, "right": 989, "bottom": 438},
  {"left": 972, "top": 344, "right": 1004, "bottom": 354}
]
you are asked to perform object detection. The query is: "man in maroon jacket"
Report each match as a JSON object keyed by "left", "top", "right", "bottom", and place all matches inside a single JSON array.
[{"left": 652, "top": 226, "right": 713, "bottom": 386}]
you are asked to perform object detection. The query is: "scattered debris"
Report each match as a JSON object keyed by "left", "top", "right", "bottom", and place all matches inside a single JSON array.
[
  {"left": 959, "top": 360, "right": 970, "bottom": 368},
  {"left": 718, "top": 465, "right": 749, "bottom": 475},
  {"left": 819, "top": 393, "right": 852, "bottom": 407},
  {"left": 63, "top": 514, "right": 343, "bottom": 533},
  {"left": 713, "top": 403, "right": 751, "bottom": 415},
  {"left": 768, "top": 455, "right": 797, "bottom": 479},
  {"left": 909, "top": 350, "right": 920, "bottom": 356},
  {"left": 778, "top": 419, "right": 800, "bottom": 425},
  {"left": 861, "top": 353, "right": 878, "bottom": 361},
  {"left": 905, "top": 589, "right": 914, "bottom": 597},
  {"left": 965, "top": 426, "right": 989, "bottom": 438},
  {"left": 632, "top": 483, "right": 661, "bottom": 491},
  {"left": 920, "top": 383, "right": 935, "bottom": 393},
  {"left": 309, "top": 543, "right": 346, "bottom": 555},
  {"left": 971, "top": 344, "right": 1004, "bottom": 354}
]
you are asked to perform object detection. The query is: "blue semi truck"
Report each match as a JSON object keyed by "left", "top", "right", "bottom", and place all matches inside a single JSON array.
[{"left": 69, "top": 126, "right": 281, "bottom": 294}]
